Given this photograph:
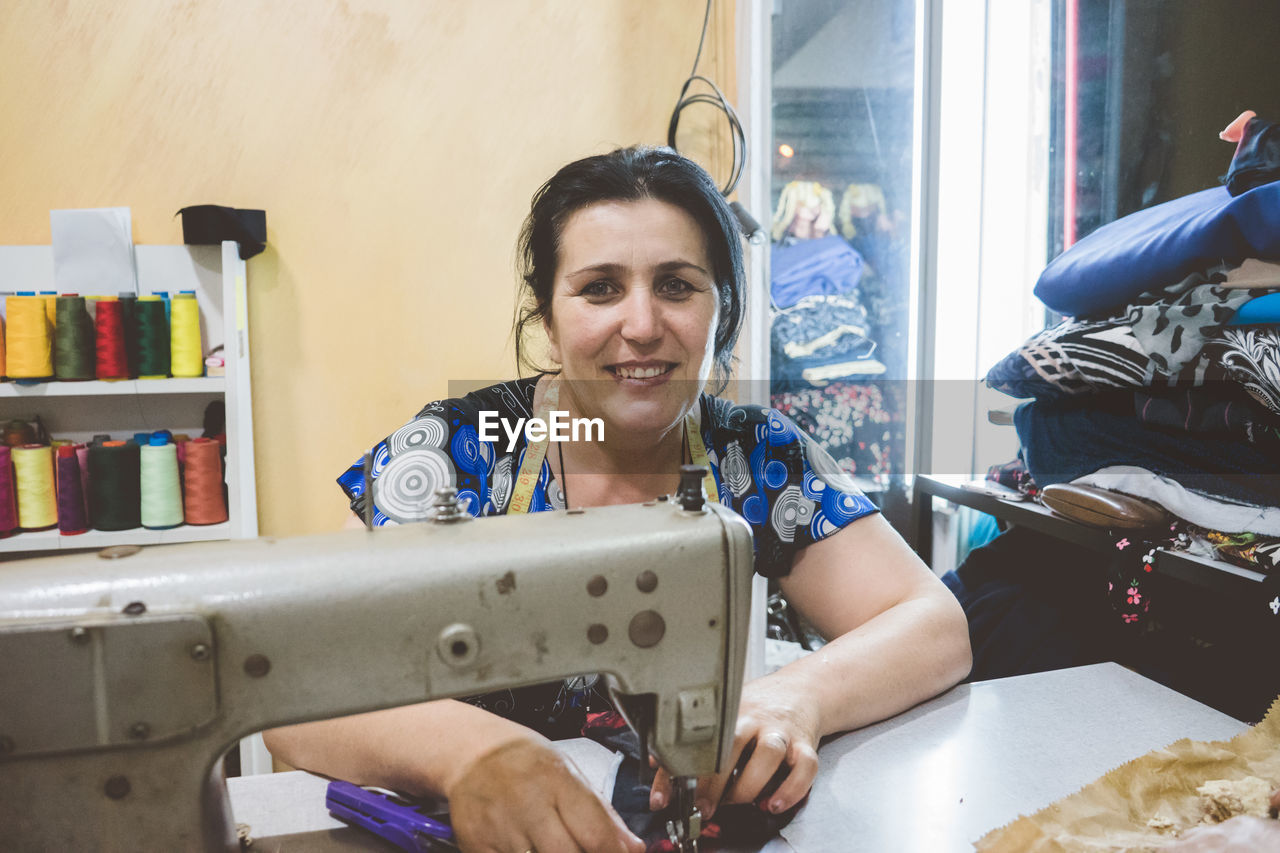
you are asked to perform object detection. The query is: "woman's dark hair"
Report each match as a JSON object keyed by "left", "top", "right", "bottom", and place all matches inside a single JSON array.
[{"left": 514, "top": 146, "right": 746, "bottom": 390}]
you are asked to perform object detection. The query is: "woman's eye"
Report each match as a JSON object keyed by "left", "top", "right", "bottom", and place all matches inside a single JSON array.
[
  {"left": 659, "top": 277, "right": 696, "bottom": 297},
  {"left": 580, "top": 280, "right": 615, "bottom": 298}
]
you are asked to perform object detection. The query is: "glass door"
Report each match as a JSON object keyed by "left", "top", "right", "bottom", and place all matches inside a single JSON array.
[{"left": 766, "top": 0, "right": 921, "bottom": 525}]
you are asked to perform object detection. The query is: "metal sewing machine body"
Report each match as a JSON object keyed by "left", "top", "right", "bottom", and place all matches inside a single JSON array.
[{"left": 0, "top": 498, "right": 752, "bottom": 852}]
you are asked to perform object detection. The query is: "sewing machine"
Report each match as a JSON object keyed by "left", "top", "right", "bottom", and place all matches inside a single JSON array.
[{"left": 0, "top": 483, "right": 753, "bottom": 852}]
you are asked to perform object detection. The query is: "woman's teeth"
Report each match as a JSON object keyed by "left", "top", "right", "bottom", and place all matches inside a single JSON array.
[{"left": 615, "top": 365, "right": 667, "bottom": 379}]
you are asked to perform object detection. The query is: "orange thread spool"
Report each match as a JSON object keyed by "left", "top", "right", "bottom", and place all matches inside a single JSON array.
[{"left": 182, "top": 437, "right": 227, "bottom": 524}]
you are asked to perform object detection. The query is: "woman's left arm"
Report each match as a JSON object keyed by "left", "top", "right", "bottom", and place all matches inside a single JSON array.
[{"left": 653, "top": 512, "right": 971, "bottom": 818}]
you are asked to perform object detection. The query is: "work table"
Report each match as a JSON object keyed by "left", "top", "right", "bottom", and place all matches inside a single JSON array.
[{"left": 229, "top": 663, "right": 1248, "bottom": 851}]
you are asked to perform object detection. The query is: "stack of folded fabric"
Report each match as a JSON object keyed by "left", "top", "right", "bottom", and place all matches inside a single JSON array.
[
  {"left": 769, "top": 235, "right": 887, "bottom": 388},
  {"left": 984, "top": 113, "right": 1280, "bottom": 622}
]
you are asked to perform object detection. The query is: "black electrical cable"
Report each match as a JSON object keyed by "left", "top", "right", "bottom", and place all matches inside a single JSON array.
[{"left": 667, "top": 0, "right": 748, "bottom": 199}]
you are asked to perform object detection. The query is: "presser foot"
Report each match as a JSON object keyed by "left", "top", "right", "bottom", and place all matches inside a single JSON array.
[{"left": 665, "top": 805, "right": 702, "bottom": 853}]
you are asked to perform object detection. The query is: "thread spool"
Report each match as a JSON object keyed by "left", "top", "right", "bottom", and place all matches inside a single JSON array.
[
  {"left": 88, "top": 441, "right": 141, "bottom": 531},
  {"left": 55, "top": 446, "right": 88, "bottom": 535},
  {"left": 3, "top": 419, "right": 35, "bottom": 447},
  {"left": 0, "top": 314, "right": 7, "bottom": 378},
  {"left": 135, "top": 296, "right": 170, "bottom": 378},
  {"left": 75, "top": 443, "right": 91, "bottom": 521},
  {"left": 12, "top": 444, "right": 57, "bottom": 530},
  {"left": 54, "top": 295, "right": 97, "bottom": 380},
  {"left": 5, "top": 295, "right": 54, "bottom": 379},
  {"left": 170, "top": 293, "right": 203, "bottom": 377},
  {"left": 140, "top": 435, "right": 183, "bottom": 529},
  {"left": 93, "top": 298, "right": 129, "bottom": 379},
  {"left": 182, "top": 437, "right": 227, "bottom": 525},
  {"left": 118, "top": 294, "right": 139, "bottom": 378},
  {"left": 0, "top": 446, "right": 17, "bottom": 536}
]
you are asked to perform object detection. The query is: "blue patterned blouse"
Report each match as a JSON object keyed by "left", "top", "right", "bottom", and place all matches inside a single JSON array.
[{"left": 337, "top": 377, "right": 878, "bottom": 579}]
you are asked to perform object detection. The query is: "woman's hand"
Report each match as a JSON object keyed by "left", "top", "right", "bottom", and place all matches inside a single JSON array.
[
  {"left": 446, "top": 733, "right": 644, "bottom": 853},
  {"left": 648, "top": 674, "right": 821, "bottom": 820}
]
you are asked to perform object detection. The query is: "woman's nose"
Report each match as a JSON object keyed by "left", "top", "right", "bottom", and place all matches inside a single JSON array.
[{"left": 619, "top": 290, "right": 663, "bottom": 343}]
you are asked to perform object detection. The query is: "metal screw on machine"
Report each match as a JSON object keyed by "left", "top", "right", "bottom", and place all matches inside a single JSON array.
[
  {"left": 427, "top": 487, "right": 471, "bottom": 524},
  {"left": 128, "top": 723, "right": 151, "bottom": 741},
  {"left": 104, "top": 776, "right": 131, "bottom": 800},
  {"left": 244, "top": 654, "right": 271, "bottom": 678},
  {"left": 437, "top": 623, "right": 480, "bottom": 667},
  {"left": 677, "top": 465, "right": 707, "bottom": 512},
  {"left": 69, "top": 626, "right": 90, "bottom": 645},
  {"left": 189, "top": 643, "right": 211, "bottom": 661}
]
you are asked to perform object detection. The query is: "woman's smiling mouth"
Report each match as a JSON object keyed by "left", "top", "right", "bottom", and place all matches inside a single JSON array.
[{"left": 608, "top": 362, "right": 676, "bottom": 381}]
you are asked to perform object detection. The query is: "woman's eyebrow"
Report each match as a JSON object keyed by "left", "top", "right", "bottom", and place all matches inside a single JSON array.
[{"left": 564, "top": 259, "right": 711, "bottom": 278}]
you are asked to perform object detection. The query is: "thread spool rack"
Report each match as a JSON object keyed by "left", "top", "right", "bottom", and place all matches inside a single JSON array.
[{"left": 0, "top": 241, "right": 257, "bottom": 553}]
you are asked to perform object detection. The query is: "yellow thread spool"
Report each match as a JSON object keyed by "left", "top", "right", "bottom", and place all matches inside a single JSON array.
[
  {"left": 4, "top": 296, "right": 54, "bottom": 379},
  {"left": 170, "top": 294, "right": 203, "bottom": 377},
  {"left": 12, "top": 444, "right": 57, "bottom": 530},
  {"left": 0, "top": 314, "right": 6, "bottom": 378}
]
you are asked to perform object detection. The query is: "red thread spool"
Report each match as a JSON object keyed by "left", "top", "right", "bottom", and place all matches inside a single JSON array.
[
  {"left": 182, "top": 437, "right": 227, "bottom": 525},
  {"left": 94, "top": 298, "right": 129, "bottom": 379}
]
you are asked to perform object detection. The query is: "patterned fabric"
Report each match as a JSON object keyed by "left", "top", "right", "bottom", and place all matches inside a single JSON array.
[
  {"left": 1203, "top": 530, "right": 1280, "bottom": 573},
  {"left": 1107, "top": 526, "right": 1190, "bottom": 628},
  {"left": 986, "top": 455, "right": 1039, "bottom": 497},
  {"left": 1208, "top": 327, "right": 1280, "bottom": 416},
  {"left": 337, "top": 377, "right": 879, "bottom": 738},
  {"left": 770, "top": 382, "right": 906, "bottom": 481},
  {"left": 1125, "top": 272, "right": 1258, "bottom": 373},
  {"left": 770, "top": 294, "right": 883, "bottom": 386},
  {"left": 987, "top": 295, "right": 1280, "bottom": 416}
]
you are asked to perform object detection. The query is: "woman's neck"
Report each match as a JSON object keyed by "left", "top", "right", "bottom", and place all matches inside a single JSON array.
[{"left": 538, "top": 375, "right": 692, "bottom": 506}]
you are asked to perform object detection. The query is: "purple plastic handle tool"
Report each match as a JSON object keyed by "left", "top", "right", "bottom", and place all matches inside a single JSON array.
[{"left": 325, "top": 780, "right": 456, "bottom": 851}]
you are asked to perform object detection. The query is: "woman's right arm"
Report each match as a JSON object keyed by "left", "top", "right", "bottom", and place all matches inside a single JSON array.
[{"left": 263, "top": 699, "right": 644, "bottom": 853}]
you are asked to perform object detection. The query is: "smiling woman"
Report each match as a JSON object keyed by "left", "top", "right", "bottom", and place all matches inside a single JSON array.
[{"left": 263, "top": 147, "right": 971, "bottom": 853}]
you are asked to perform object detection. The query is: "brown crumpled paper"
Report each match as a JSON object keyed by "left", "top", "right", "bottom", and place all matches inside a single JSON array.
[{"left": 976, "top": 695, "right": 1280, "bottom": 852}]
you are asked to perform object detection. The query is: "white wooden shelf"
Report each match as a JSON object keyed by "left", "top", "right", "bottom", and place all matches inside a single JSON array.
[
  {"left": 0, "top": 522, "right": 231, "bottom": 553},
  {"left": 0, "top": 377, "right": 225, "bottom": 397},
  {"left": 0, "top": 242, "right": 257, "bottom": 554}
]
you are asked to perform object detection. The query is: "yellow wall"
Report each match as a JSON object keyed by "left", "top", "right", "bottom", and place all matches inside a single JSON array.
[{"left": 0, "top": 0, "right": 735, "bottom": 536}]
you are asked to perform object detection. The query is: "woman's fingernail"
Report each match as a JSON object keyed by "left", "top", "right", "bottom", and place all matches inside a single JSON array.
[
  {"left": 650, "top": 792, "right": 666, "bottom": 810},
  {"left": 769, "top": 799, "right": 784, "bottom": 813},
  {"left": 697, "top": 799, "right": 713, "bottom": 818}
]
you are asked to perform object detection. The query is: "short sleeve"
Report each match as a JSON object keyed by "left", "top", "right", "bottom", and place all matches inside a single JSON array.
[
  {"left": 336, "top": 401, "right": 486, "bottom": 525},
  {"left": 706, "top": 402, "right": 879, "bottom": 578}
]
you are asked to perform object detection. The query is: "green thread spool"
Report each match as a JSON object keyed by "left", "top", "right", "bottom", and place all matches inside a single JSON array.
[
  {"left": 87, "top": 441, "right": 141, "bottom": 531},
  {"left": 118, "top": 294, "right": 139, "bottom": 378},
  {"left": 53, "top": 296, "right": 96, "bottom": 380},
  {"left": 134, "top": 296, "right": 170, "bottom": 378},
  {"left": 169, "top": 294, "right": 203, "bottom": 377},
  {"left": 140, "top": 437, "right": 183, "bottom": 528}
]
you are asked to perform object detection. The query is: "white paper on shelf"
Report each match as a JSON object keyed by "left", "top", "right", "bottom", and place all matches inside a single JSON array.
[{"left": 50, "top": 207, "right": 137, "bottom": 295}]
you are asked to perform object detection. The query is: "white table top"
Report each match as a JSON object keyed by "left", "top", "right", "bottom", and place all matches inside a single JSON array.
[{"left": 229, "top": 663, "right": 1248, "bottom": 852}]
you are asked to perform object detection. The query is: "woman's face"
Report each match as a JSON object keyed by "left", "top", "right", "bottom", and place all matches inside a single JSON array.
[{"left": 545, "top": 197, "right": 719, "bottom": 443}]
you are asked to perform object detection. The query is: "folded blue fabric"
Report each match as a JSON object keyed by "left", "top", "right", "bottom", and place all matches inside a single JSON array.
[
  {"left": 1228, "top": 290, "right": 1280, "bottom": 325},
  {"left": 1034, "top": 181, "right": 1280, "bottom": 318},
  {"left": 1013, "top": 395, "right": 1280, "bottom": 506},
  {"left": 770, "top": 235, "right": 863, "bottom": 309}
]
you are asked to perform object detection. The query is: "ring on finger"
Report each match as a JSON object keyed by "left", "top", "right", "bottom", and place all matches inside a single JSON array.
[{"left": 761, "top": 731, "right": 789, "bottom": 751}]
